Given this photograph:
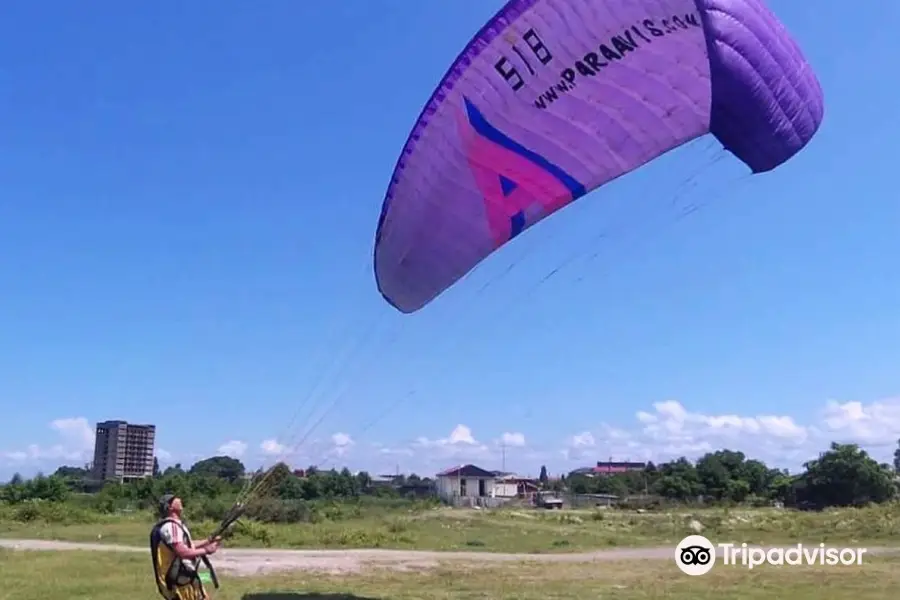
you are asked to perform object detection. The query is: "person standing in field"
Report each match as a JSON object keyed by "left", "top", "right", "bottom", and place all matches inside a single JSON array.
[{"left": 150, "top": 494, "right": 222, "bottom": 600}]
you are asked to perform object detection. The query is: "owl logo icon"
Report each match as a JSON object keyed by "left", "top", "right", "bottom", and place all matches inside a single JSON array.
[{"left": 675, "top": 535, "right": 716, "bottom": 575}]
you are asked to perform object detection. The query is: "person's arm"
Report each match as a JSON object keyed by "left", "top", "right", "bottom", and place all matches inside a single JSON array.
[
  {"left": 192, "top": 536, "right": 221, "bottom": 550},
  {"left": 164, "top": 524, "right": 218, "bottom": 559},
  {"left": 172, "top": 541, "right": 214, "bottom": 560}
]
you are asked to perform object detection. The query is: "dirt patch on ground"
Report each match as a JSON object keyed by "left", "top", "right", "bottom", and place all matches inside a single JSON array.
[{"left": 0, "top": 538, "right": 672, "bottom": 575}]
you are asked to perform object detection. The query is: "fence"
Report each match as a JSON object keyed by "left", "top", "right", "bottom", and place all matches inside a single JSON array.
[
  {"left": 443, "top": 495, "right": 512, "bottom": 509},
  {"left": 447, "top": 492, "right": 674, "bottom": 509}
]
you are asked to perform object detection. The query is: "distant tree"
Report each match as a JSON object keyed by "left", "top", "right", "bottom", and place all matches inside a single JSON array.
[
  {"left": 893, "top": 438, "right": 900, "bottom": 472},
  {"left": 189, "top": 456, "right": 245, "bottom": 483},
  {"left": 566, "top": 474, "right": 591, "bottom": 494},
  {"left": 1, "top": 474, "right": 71, "bottom": 503},
  {"left": 695, "top": 452, "right": 733, "bottom": 501},
  {"left": 162, "top": 463, "right": 185, "bottom": 479},
  {"left": 694, "top": 450, "right": 775, "bottom": 503},
  {"left": 152, "top": 457, "right": 161, "bottom": 478},
  {"left": 355, "top": 471, "right": 372, "bottom": 491},
  {"left": 594, "top": 474, "right": 630, "bottom": 498},
  {"left": 741, "top": 459, "right": 779, "bottom": 497},
  {"left": 768, "top": 471, "right": 797, "bottom": 504},
  {"left": 262, "top": 462, "right": 293, "bottom": 496},
  {"left": 53, "top": 465, "right": 89, "bottom": 480},
  {"left": 0, "top": 476, "right": 26, "bottom": 502},
  {"left": 539, "top": 465, "right": 549, "bottom": 485},
  {"left": 50, "top": 465, "right": 91, "bottom": 493},
  {"left": 800, "top": 443, "right": 896, "bottom": 507},
  {"left": 653, "top": 457, "right": 702, "bottom": 500}
]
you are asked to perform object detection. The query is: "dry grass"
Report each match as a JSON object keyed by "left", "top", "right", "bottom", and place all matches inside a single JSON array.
[
  {"left": 3, "top": 504, "right": 900, "bottom": 553},
  {"left": 2, "top": 548, "right": 899, "bottom": 600}
]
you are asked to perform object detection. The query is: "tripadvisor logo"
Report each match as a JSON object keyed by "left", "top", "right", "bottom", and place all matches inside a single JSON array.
[
  {"left": 675, "top": 535, "right": 868, "bottom": 574},
  {"left": 675, "top": 535, "right": 716, "bottom": 576}
]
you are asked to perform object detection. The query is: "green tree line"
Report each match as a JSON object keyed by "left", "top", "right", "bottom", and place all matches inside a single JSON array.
[
  {"left": 0, "top": 455, "right": 436, "bottom": 524},
  {"left": 548, "top": 443, "right": 897, "bottom": 509},
  {"left": 2, "top": 441, "right": 898, "bottom": 524}
]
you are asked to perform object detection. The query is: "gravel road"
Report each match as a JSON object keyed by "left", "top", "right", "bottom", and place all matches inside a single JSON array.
[
  {"left": 2, "top": 539, "right": 896, "bottom": 576},
  {"left": 0, "top": 539, "right": 676, "bottom": 575}
]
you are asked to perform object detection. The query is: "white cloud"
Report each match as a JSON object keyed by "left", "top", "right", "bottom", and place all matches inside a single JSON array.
[
  {"left": 563, "top": 396, "right": 900, "bottom": 470},
  {"left": 331, "top": 432, "right": 353, "bottom": 447},
  {"left": 561, "top": 431, "right": 596, "bottom": 461},
  {"left": 636, "top": 400, "right": 808, "bottom": 455},
  {"left": 11, "top": 398, "right": 896, "bottom": 479},
  {"left": 260, "top": 439, "right": 287, "bottom": 456},
  {"left": 51, "top": 418, "right": 94, "bottom": 450},
  {"left": 405, "top": 424, "right": 492, "bottom": 465},
  {"left": 245, "top": 434, "right": 358, "bottom": 469},
  {"left": 447, "top": 425, "right": 475, "bottom": 445},
  {"left": 329, "top": 432, "right": 355, "bottom": 458},
  {"left": 1, "top": 417, "right": 94, "bottom": 465},
  {"left": 821, "top": 398, "right": 900, "bottom": 446},
  {"left": 416, "top": 424, "right": 477, "bottom": 449},
  {"left": 373, "top": 426, "right": 539, "bottom": 472},
  {"left": 570, "top": 432, "right": 596, "bottom": 448},
  {"left": 375, "top": 442, "right": 414, "bottom": 457},
  {"left": 217, "top": 440, "right": 247, "bottom": 458},
  {"left": 499, "top": 432, "right": 526, "bottom": 447}
]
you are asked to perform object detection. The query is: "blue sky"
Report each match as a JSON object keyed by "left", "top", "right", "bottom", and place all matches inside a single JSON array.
[{"left": 1, "top": 2, "right": 898, "bottom": 480}]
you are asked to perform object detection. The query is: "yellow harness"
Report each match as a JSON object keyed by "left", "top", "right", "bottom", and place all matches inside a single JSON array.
[{"left": 150, "top": 518, "right": 217, "bottom": 600}]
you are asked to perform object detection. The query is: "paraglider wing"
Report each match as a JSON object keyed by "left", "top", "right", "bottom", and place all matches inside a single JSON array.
[{"left": 374, "top": 0, "right": 824, "bottom": 313}]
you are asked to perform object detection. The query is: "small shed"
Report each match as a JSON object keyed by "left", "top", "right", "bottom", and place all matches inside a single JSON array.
[
  {"left": 492, "top": 474, "right": 540, "bottom": 498},
  {"left": 435, "top": 464, "right": 496, "bottom": 501}
]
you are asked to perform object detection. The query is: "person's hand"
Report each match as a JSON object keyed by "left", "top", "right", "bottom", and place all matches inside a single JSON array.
[{"left": 205, "top": 542, "right": 219, "bottom": 555}]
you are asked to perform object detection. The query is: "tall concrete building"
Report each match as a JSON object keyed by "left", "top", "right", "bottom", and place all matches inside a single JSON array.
[{"left": 91, "top": 420, "right": 156, "bottom": 482}]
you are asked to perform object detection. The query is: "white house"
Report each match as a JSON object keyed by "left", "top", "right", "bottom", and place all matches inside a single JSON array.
[
  {"left": 492, "top": 476, "right": 519, "bottom": 498},
  {"left": 491, "top": 473, "right": 539, "bottom": 498},
  {"left": 435, "top": 464, "right": 497, "bottom": 502}
]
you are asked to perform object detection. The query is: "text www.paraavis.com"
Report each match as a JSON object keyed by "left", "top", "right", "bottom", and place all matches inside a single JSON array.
[{"left": 533, "top": 13, "right": 701, "bottom": 110}]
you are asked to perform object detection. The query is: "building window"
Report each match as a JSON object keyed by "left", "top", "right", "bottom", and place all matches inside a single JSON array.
[{"left": 459, "top": 478, "right": 467, "bottom": 496}]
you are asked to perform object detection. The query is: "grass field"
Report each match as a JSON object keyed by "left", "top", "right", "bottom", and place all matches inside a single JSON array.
[
  {"left": 2, "top": 547, "right": 899, "bottom": 600},
  {"left": 3, "top": 503, "right": 900, "bottom": 553}
]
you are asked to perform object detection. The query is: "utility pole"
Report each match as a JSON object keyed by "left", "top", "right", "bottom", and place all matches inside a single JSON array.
[{"left": 501, "top": 442, "right": 507, "bottom": 472}]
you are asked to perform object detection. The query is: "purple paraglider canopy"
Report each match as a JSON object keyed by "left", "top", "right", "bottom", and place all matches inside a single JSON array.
[{"left": 374, "top": 0, "right": 824, "bottom": 314}]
